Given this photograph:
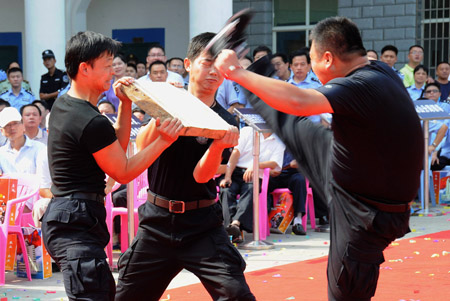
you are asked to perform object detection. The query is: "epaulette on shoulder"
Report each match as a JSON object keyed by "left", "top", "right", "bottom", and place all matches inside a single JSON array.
[{"left": 311, "top": 77, "right": 321, "bottom": 83}]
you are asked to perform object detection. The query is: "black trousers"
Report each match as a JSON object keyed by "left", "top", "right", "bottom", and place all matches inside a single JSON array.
[
  {"left": 41, "top": 198, "right": 115, "bottom": 301},
  {"left": 115, "top": 201, "right": 255, "bottom": 301},
  {"left": 220, "top": 167, "right": 256, "bottom": 232},
  {"left": 248, "top": 93, "right": 411, "bottom": 300}
]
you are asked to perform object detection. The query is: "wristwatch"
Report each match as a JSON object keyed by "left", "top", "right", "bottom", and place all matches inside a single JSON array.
[{"left": 432, "top": 142, "right": 437, "bottom": 147}]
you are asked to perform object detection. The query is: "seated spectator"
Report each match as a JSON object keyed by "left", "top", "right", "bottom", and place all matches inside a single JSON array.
[
  {"left": 98, "top": 54, "right": 127, "bottom": 110},
  {"left": 400, "top": 45, "right": 424, "bottom": 87},
  {"left": 132, "top": 107, "right": 145, "bottom": 122},
  {"left": 138, "top": 44, "right": 184, "bottom": 86},
  {"left": 98, "top": 100, "right": 116, "bottom": 115},
  {"left": 20, "top": 104, "right": 48, "bottom": 145},
  {"left": 0, "top": 99, "right": 10, "bottom": 146},
  {"left": 136, "top": 62, "right": 147, "bottom": 78},
  {"left": 125, "top": 63, "right": 137, "bottom": 79},
  {"left": 436, "top": 61, "right": 450, "bottom": 102},
  {"left": 271, "top": 53, "right": 292, "bottom": 81},
  {"left": 366, "top": 49, "right": 378, "bottom": 60},
  {"left": 0, "top": 67, "right": 34, "bottom": 110},
  {"left": 148, "top": 60, "right": 168, "bottom": 82},
  {"left": 287, "top": 49, "right": 322, "bottom": 123},
  {"left": 0, "top": 62, "right": 33, "bottom": 95},
  {"left": 380, "top": 45, "right": 404, "bottom": 80},
  {"left": 32, "top": 100, "right": 50, "bottom": 130},
  {"left": 0, "top": 107, "right": 52, "bottom": 212},
  {"left": 253, "top": 45, "right": 272, "bottom": 61},
  {"left": 239, "top": 56, "right": 253, "bottom": 69},
  {"left": 219, "top": 126, "right": 285, "bottom": 243},
  {"left": 168, "top": 57, "right": 189, "bottom": 88},
  {"left": 421, "top": 82, "right": 450, "bottom": 113},
  {"left": 268, "top": 150, "right": 307, "bottom": 235},
  {"left": 407, "top": 65, "right": 428, "bottom": 100}
]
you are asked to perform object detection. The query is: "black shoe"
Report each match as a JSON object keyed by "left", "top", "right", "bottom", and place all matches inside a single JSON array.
[
  {"left": 292, "top": 223, "right": 306, "bottom": 235},
  {"left": 51, "top": 262, "right": 61, "bottom": 273},
  {"left": 318, "top": 216, "right": 329, "bottom": 225},
  {"left": 226, "top": 224, "right": 243, "bottom": 244}
]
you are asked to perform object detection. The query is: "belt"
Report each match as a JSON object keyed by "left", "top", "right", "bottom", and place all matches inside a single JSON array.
[
  {"left": 60, "top": 192, "right": 105, "bottom": 203},
  {"left": 332, "top": 181, "right": 410, "bottom": 213},
  {"left": 355, "top": 194, "right": 411, "bottom": 213},
  {"left": 147, "top": 190, "right": 216, "bottom": 213}
]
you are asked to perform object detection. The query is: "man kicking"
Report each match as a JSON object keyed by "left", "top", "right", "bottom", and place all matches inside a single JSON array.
[{"left": 214, "top": 17, "right": 423, "bottom": 300}]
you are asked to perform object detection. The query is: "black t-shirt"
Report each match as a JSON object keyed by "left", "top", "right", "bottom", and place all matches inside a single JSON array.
[
  {"left": 48, "top": 93, "right": 117, "bottom": 196},
  {"left": 40, "top": 68, "right": 70, "bottom": 109},
  {"left": 439, "top": 81, "right": 450, "bottom": 102},
  {"left": 148, "top": 101, "right": 238, "bottom": 201},
  {"left": 316, "top": 60, "right": 423, "bottom": 203}
]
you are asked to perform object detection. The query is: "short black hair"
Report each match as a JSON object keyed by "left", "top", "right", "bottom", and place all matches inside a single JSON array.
[
  {"left": 114, "top": 53, "right": 127, "bottom": 64},
  {"left": 381, "top": 45, "right": 398, "bottom": 56},
  {"left": 424, "top": 82, "right": 441, "bottom": 93},
  {"left": 32, "top": 100, "right": 49, "bottom": 110},
  {"left": 65, "top": 31, "right": 122, "bottom": 79},
  {"left": 409, "top": 45, "right": 424, "bottom": 53},
  {"left": 290, "top": 49, "right": 310, "bottom": 64},
  {"left": 7, "top": 67, "right": 22, "bottom": 76},
  {"left": 310, "top": 17, "right": 366, "bottom": 62},
  {"left": 167, "top": 57, "right": 184, "bottom": 65},
  {"left": 253, "top": 45, "right": 272, "bottom": 59},
  {"left": 272, "top": 53, "right": 288, "bottom": 64},
  {"left": 127, "top": 63, "right": 137, "bottom": 72},
  {"left": 147, "top": 44, "right": 165, "bottom": 55},
  {"left": 0, "top": 98, "right": 10, "bottom": 107},
  {"left": 186, "top": 32, "right": 216, "bottom": 61},
  {"left": 149, "top": 60, "right": 167, "bottom": 72},
  {"left": 413, "top": 64, "right": 428, "bottom": 75},
  {"left": 436, "top": 61, "right": 450, "bottom": 69},
  {"left": 366, "top": 49, "right": 378, "bottom": 59},
  {"left": 20, "top": 104, "right": 41, "bottom": 116},
  {"left": 97, "top": 100, "right": 116, "bottom": 113}
]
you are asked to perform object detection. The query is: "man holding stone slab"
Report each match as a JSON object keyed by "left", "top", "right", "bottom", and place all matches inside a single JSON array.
[{"left": 115, "top": 32, "right": 255, "bottom": 301}]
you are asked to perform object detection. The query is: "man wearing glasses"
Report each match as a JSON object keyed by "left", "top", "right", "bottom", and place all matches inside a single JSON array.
[
  {"left": 137, "top": 45, "right": 184, "bottom": 86},
  {"left": 400, "top": 45, "right": 424, "bottom": 87}
]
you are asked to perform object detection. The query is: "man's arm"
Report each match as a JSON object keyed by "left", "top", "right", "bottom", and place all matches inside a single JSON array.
[
  {"left": 39, "top": 91, "right": 59, "bottom": 100},
  {"left": 193, "top": 126, "right": 239, "bottom": 183},
  {"left": 93, "top": 118, "right": 183, "bottom": 184},
  {"left": 215, "top": 50, "right": 333, "bottom": 116},
  {"left": 112, "top": 77, "right": 134, "bottom": 150}
]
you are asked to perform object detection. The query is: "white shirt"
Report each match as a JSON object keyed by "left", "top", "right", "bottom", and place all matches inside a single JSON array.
[
  {"left": 27, "top": 128, "right": 48, "bottom": 145},
  {"left": 235, "top": 126, "right": 285, "bottom": 177},
  {"left": 0, "top": 136, "right": 51, "bottom": 188},
  {"left": 137, "top": 70, "right": 184, "bottom": 86}
]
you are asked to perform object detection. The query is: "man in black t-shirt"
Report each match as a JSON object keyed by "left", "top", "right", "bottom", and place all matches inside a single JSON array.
[
  {"left": 215, "top": 17, "right": 423, "bottom": 300},
  {"left": 39, "top": 49, "right": 69, "bottom": 110},
  {"left": 41, "top": 31, "right": 183, "bottom": 301},
  {"left": 115, "top": 33, "right": 255, "bottom": 301}
]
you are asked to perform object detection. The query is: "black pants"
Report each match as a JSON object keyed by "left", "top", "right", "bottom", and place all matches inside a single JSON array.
[
  {"left": 248, "top": 95, "right": 411, "bottom": 300},
  {"left": 41, "top": 198, "right": 115, "bottom": 301},
  {"left": 115, "top": 201, "right": 255, "bottom": 301},
  {"left": 268, "top": 170, "right": 306, "bottom": 216},
  {"left": 220, "top": 167, "right": 256, "bottom": 232}
]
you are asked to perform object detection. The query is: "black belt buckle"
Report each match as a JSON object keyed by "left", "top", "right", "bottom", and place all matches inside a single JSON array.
[{"left": 169, "top": 200, "right": 185, "bottom": 213}]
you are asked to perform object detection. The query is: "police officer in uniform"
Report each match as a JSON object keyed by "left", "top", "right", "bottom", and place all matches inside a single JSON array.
[
  {"left": 0, "top": 67, "right": 34, "bottom": 111},
  {"left": 39, "top": 49, "right": 69, "bottom": 110}
]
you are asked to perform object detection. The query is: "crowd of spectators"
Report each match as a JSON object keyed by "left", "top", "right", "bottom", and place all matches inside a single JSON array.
[{"left": 1, "top": 40, "right": 448, "bottom": 245}]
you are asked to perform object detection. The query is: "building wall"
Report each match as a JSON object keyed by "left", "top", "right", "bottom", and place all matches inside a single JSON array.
[
  {"left": 87, "top": 0, "right": 190, "bottom": 59},
  {"left": 233, "top": 0, "right": 273, "bottom": 55},
  {"left": 339, "top": 0, "right": 418, "bottom": 68}
]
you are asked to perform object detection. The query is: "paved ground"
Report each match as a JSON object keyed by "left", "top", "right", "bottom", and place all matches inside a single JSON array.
[{"left": 1, "top": 205, "right": 449, "bottom": 300}]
